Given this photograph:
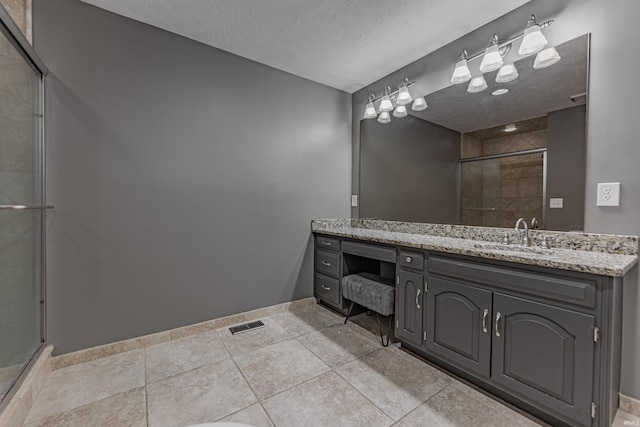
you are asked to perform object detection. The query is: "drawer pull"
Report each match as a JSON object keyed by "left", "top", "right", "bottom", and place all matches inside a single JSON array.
[
  {"left": 406, "top": 256, "right": 412, "bottom": 263},
  {"left": 321, "top": 285, "right": 331, "bottom": 291},
  {"left": 495, "top": 312, "right": 502, "bottom": 337},
  {"left": 482, "top": 308, "right": 488, "bottom": 333},
  {"left": 416, "top": 289, "right": 421, "bottom": 309},
  {"left": 321, "top": 241, "right": 332, "bottom": 246},
  {"left": 321, "top": 261, "right": 331, "bottom": 267}
]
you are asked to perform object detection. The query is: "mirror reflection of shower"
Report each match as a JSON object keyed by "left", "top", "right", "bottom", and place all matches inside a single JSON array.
[{"left": 460, "top": 117, "right": 546, "bottom": 228}]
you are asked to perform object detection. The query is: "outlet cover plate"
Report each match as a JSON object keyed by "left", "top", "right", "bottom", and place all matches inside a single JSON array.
[
  {"left": 351, "top": 195, "right": 358, "bottom": 207},
  {"left": 597, "top": 182, "right": 620, "bottom": 206},
  {"left": 549, "top": 198, "right": 563, "bottom": 208}
]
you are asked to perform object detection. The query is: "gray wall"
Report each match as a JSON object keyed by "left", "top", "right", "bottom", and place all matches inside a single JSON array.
[
  {"left": 33, "top": 0, "right": 351, "bottom": 354},
  {"left": 545, "top": 104, "right": 586, "bottom": 231},
  {"left": 352, "top": 0, "right": 640, "bottom": 400},
  {"left": 359, "top": 116, "right": 460, "bottom": 223}
]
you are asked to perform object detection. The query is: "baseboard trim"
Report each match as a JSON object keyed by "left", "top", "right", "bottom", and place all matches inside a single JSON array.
[
  {"left": 620, "top": 393, "right": 640, "bottom": 418},
  {"left": 51, "top": 297, "right": 317, "bottom": 371},
  {"left": 0, "top": 345, "right": 52, "bottom": 427}
]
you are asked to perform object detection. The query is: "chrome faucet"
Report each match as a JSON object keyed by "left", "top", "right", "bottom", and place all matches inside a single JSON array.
[{"left": 514, "top": 218, "right": 530, "bottom": 246}]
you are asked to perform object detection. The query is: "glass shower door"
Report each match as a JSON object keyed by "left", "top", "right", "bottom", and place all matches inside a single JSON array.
[{"left": 0, "top": 25, "right": 45, "bottom": 401}]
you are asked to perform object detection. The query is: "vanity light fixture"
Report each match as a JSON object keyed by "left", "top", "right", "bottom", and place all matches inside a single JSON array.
[
  {"left": 377, "top": 111, "right": 391, "bottom": 124},
  {"left": 495, "top": 63, "right": 519, "bottom": 83},
  {"left": 533, "top": 47, "right": 561, "bottom": 69},
  {"left": 362, "top": 78, "right": 420, "bottom": 123},
  {"left": 467, "top": 75, "right": 488, "bottom": 93},
  {"left": 479, "top": 34, "right": 504, "bottom": 73},
  {"left": 411, "top": 96, "right": 428, "bottom": 111},
  {"left": 378, "top": 87, "right": 394, "bottom": 112},
  {"left": 450, "top": 14, "right": 557, "bottom": 93},
  {"left": 491, "top": 88, "right": 510, "bottom": 96},
  {"left": 393, "top": 105, "right": 408, "bottom": 118},
  {"left": 451, "top": 50, "right": 472, "bottom": 84},
  {"left": 518, "top": 15, "right": 548, "bottom": 56}
]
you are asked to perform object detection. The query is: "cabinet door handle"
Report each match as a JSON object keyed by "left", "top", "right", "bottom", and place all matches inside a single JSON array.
[
  {"left": 495, "top": 312, "right": 502, "bottom": 337},
  {"left": 406, "top": 256, "right": 412, "bottom": 263},
  {"left": 416, "top": 289, "right": 421, "bottom": 309},
  {"left": 321, "top": 261, "right": 331, "bottom": 266},
  {"left": 321, "top": 241, "right": 332, "bottom": 246},
  {"left": 482, "top": 308, "right": 488, "bottom": 333},
  {"left": 321, "top": 285, "right": 331, "bottom": 291}
]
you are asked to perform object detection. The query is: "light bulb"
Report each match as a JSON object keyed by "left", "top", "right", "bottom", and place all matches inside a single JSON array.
[{"left": 377, "top": 111, "right": 391, "bottom": 124}]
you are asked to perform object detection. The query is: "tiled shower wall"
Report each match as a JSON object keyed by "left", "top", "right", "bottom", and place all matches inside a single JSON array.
[
  {"left": 461, "top": 129, "right": 546, "bottom": 228},
  {"left": 0, "top": 0, "right": 37, "bottom": 396}
]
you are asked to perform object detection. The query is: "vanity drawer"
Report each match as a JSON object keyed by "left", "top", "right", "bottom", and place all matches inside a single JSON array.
[
  {"left": 315, "top": 273, "right": 340, "bottom": 306},
  {"left": 315, "top": 250, "right": 340, "bottom": 278},
  {"left": 429, "top": 256, "right": 597, "bottom": 308},
  {"left": 342, "top": 240, "right": 397, "bottom": 263},
  {"left": 315, "top": 235, "right": 340, "bottom": 252},
  {"left": 399, "top": 250, "right": 424, "bottom": 270}
]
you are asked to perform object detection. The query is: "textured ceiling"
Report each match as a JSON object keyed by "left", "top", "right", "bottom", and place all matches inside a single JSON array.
[{"left": 78, "top": 0, "right": 529, "bottom": 93}]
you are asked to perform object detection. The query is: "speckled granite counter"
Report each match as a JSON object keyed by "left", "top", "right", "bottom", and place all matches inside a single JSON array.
[{"left": 312, "top": 219, "right": 639, "bottom": 277}]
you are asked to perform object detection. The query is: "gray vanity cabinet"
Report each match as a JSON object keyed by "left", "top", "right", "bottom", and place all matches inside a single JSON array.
[
  {"left": 492, "top": 293, "right": 595, "bottom": 426},
  {"left": 425, "top": 277, "right": 492, "bottom": 378},
  {"left": 395, "top": 269, "right": 424, "bottom": 348}
]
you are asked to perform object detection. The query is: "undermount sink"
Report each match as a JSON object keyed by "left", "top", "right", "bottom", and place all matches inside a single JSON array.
[{"left": 471, "top": 242, "right": 557, "bottom": 255}]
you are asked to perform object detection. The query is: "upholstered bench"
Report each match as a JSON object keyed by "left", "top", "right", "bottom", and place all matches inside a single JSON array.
[{"left": 342, "top": 272, "right": 395, "bottom": 346}]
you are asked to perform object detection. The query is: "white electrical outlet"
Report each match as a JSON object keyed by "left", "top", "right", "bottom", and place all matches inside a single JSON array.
[
  {"left": 549, "top": 198, "right": 563, "bottom": 208},
  {"left": 351, "top": 195, "right": 358, "bottom": 207},
  {"left": 597, "top": 182, "right": 620, "bottom": 206}
]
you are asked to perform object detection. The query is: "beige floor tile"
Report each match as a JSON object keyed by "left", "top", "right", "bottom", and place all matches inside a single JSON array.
[
  {"left": 396, "top": 383, "right": 542, "bottom": 427},
  {"left": 297, "top": 323, "right": 381, "bottom": 368},
  {"left": 218, "top": 403, "right": 274, "bottom": 427},
  {"left": 451, "top": 381, "right": 544, "bottom": 426},
  {"left": 270, "top": 305, "right": 342, "bottom": 337},
  {"left": 234, "top": 339, "right": 330, "bottom": 400},
  {"left": 145, "top": 330, "right": 229, "bottom": 383},
  {"left": 613, "top": 409, "right": 640, "bottom": 427},
  {"left": 335, "top": 347, "right": 450, "bottom": 421},
  {"left": 24, "top": 350, "right": 145, "bottom": 424},
  {"left": 23, "top": 387, "right": 146, "bottom": 427},
  {"left": 146, "top": 358, "right": 257, "bottom": 427},
  {"left": 218, "top": 318, "right": 292, "bottom": 357},
  {"left": 262, "top": 371, "right": 393, "bottom": 427}
]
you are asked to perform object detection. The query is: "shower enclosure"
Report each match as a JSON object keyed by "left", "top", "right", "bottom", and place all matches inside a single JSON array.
[{"left": 0, "top": 6, "right": 48, "bottom": 403}]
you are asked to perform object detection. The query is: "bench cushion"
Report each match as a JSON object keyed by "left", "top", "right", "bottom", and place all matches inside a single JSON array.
[{"left": 342, "top": 273, "right": 395, "bottom": 316}]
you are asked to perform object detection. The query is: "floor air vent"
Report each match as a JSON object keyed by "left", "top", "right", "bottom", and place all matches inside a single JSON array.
[{"left": 229, "top": 320, "right": 266, "bottom": 335}]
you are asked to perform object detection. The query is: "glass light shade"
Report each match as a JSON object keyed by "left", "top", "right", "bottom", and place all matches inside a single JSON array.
[
  {"left": 533, "top": 47, "right": 561, "bottom": 69},
  {"left": 378, "top": 95, "right": 393, "bottom": 112},
  {"left": 495, "top": 63, "right": 519, "bottom": 83},
  {"left": 411, "top": 96, "right": 427, "bottom": 111},
  {"left": 363, "top": 101, "right": 377, "bottom": 119},
  {"left": 479, "top": 44, "right": 503, "bottom": 73},
  {"left": 377, "top": 111, "right": 391, "bottom": 124},
  {"left": 450, "top": 59, "right": 472, "bottom": 84},
  {"left": 393, "top": 105, "right": 407, "bottom": 118},
  {"left": 467, "top": 76, "right": 488, "bottom": 93},
  {"left": 396, "top": 86, "right": 412, "bottom": 106},
  {"left": 518, "top": 25, "right": 548, "bottom": 56}
]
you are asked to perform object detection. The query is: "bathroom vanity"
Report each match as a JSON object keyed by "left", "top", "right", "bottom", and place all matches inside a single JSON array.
[{"left": 312, "top": 219, "right": 638, "bottom": 427}]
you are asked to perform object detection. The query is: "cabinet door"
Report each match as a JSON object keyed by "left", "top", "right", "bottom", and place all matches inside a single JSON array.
[
  {"left": 425, "top": 277, "right": 492, "bottom": 378},
  {"left": 396, "top": 270, "right": 423, "bottom": 347},
  {"left": 492, "top": 293, "right": 595, "bottom": 426}
]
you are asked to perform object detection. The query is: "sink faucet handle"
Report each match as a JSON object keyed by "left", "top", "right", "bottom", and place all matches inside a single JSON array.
[
  {"left": 540, "top": 234, "right": 559, "bottom": 249},
  {"left": 501, "top": 232, "right": 510, "bottom": 245}
]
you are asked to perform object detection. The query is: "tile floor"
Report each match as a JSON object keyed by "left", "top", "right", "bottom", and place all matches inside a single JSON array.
[{"left": 21, "top": 303, "right": 640, "bottom": 427}]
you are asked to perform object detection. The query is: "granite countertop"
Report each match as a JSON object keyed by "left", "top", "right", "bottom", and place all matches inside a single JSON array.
[{"left": 312, "top": 219, "right": 639, "bottom": 277}]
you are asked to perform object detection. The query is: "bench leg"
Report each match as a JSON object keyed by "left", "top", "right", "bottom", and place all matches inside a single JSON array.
[
  {"left": 344, "top": 300, "right": 355, "bottom": 324},
  {"left": 376, "top": 313, "right": 393, "bottom": 347}
]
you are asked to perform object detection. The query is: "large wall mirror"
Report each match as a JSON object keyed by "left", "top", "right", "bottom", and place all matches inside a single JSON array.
[{"left": 360, "top": 34, "right": 589, "bottom": 231}]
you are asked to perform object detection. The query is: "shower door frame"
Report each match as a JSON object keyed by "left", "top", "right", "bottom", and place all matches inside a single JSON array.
[{"left": 0, "top": 3, "right": 49, "bottom": 409}]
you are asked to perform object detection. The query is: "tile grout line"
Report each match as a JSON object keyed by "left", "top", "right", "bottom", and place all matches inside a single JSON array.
[{"left": 143, "top": 349, "right": 149, "bottom": 427}]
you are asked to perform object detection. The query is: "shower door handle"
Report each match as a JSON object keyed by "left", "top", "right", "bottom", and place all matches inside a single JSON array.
[{"left": 0, "top": 205, "right": 54, "bottom": 210}]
